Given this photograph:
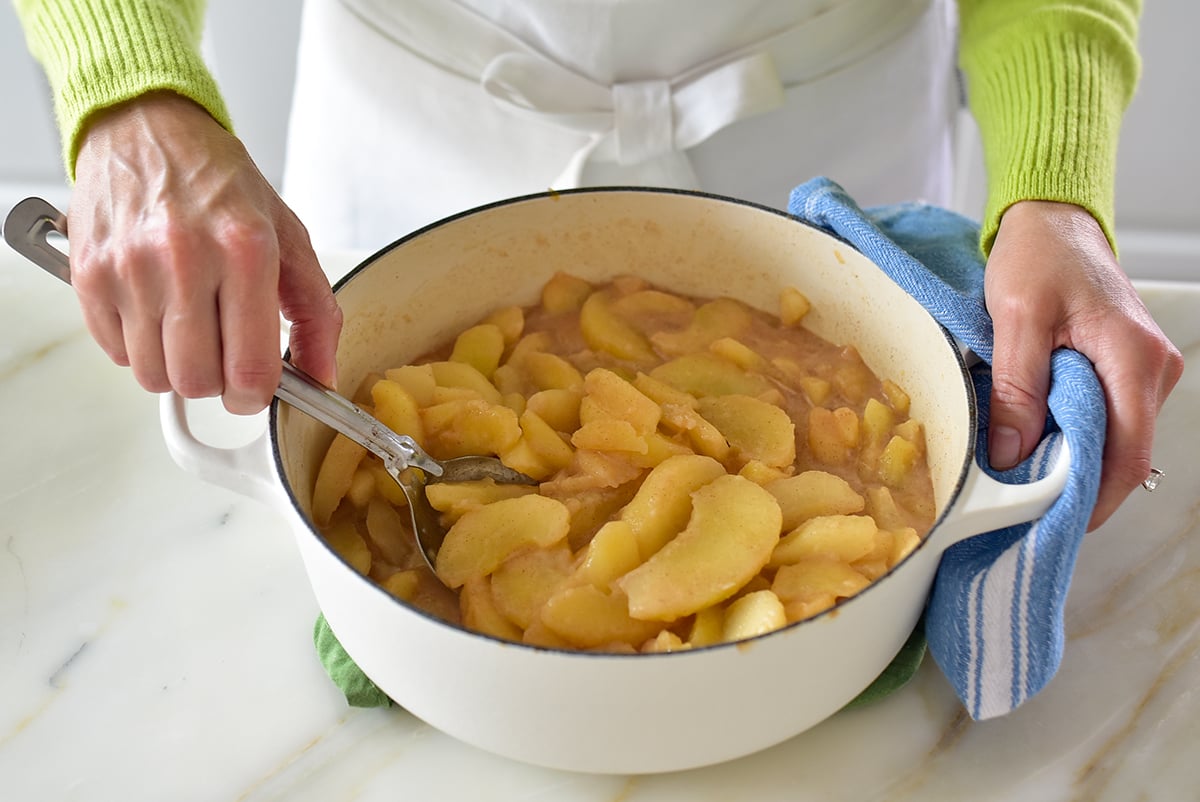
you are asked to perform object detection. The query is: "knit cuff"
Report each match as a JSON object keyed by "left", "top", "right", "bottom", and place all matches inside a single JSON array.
[
  {"left": 961, "top": 8, "right": 1140, "bottom": 255},
  {"left": 16, "top": 0, "right": 233, "bottom": 180}
]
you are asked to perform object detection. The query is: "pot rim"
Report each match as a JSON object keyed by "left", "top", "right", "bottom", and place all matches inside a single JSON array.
[{"left": 270, "top": 185, "right": 977, "bottom": 659}]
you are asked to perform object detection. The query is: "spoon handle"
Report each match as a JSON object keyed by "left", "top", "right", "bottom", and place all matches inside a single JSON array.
[
  {"left": 3, "top": 196, "right": 444, "bottom": 478},
  {"left": 3, "top": 196, "right": 71, "bottom": 282},
  {"left": 275, "top": 361, "right": 442, "bottom": 476}
]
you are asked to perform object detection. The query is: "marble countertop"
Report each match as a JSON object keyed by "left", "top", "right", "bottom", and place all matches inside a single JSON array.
[{"left": 1, "top": 245, "right": 1196, "bottom": 802}]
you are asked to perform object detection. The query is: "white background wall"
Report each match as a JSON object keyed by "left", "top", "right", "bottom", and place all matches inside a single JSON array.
[{"left": 2, "top": 0, "right": 1196, "bottom": 278}]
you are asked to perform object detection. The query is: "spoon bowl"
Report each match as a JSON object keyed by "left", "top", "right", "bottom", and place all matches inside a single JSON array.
[{"left": 275, "top": 361, "right": 535, "bottom": 571}]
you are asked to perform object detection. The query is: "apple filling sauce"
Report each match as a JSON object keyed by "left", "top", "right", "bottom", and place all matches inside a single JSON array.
[{"left": 311, "top": 272, "right": 935, "bottom": 652}]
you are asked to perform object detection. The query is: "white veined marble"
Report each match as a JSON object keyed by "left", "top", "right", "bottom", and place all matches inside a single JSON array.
[{"left": 0, "top": 242, "right": 1196, "bottom": 802}]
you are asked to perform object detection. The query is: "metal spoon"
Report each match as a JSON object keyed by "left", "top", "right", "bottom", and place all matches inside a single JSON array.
[{"left": 3, "top": 196, "right": 535, "bottom": 575}]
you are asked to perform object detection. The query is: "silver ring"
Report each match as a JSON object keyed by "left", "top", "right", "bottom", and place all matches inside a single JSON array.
[{"left": 1142, "top": 467, "right": 1165, "bottom": 492}]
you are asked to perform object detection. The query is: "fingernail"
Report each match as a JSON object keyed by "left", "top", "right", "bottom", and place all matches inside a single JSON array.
[{"left": 989, "top": 426, "right": 1022, "bottom": 470}]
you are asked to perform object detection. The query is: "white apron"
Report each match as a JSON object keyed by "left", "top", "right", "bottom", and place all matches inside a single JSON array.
[{"left": 282, "top": 0, "right": 960, "bottom": 252}]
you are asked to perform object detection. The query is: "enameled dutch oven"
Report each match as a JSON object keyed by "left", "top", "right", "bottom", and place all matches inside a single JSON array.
[{"left": 161, "top": 189, "right": 1067, "bottom": 774}]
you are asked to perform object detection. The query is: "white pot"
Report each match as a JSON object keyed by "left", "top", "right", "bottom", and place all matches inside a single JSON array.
[{"left": 161, "top": 189, "right": 1067, "bottom": 774}]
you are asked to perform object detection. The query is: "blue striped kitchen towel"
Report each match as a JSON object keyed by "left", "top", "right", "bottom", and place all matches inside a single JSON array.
[{"left": 788, "top": 177, "right": 1105, "bottom": 719}]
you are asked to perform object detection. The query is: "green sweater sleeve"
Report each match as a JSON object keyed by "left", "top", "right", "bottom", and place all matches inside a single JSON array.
[
  {"left": 13, "top": 0, "right": 233, "bottom": 179},
  {"left": 957, "top": 0, "right": 1142, "bottom": 253}
]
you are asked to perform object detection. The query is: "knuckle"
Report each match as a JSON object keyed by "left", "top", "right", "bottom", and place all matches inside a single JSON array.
[
  {"left": 217, "top": 218, "right": 279, "bottom": 267},
  {"left": 70, "top": 245, "right": 118, "bottom": 296},
  {"left": 172, "top": 372, "right": 223, "bottom": 399},
  {"left": 154, "top": 232, "right": 216, "bottom": 289},
  {"left": 93, "top": 331, "right": 130, "bottom": 366},
  {"left": 119, "top": 218, "right": 280, "bottom": 291},
  {"left": 989, "top": 372, "right": 1043, "bottom": 413},
  {"left": 283, "top": 287, "right": 343, "bottom": 335},
  {"left": 225, "top": 358, "right": 280, "bottom": 399},
  {"left": 134, "top": 219, "right": 197, "bottom": 266},
  {"left": 1119, "top": 320, "right": 1185, "bottom": 398},
  {"left": 988, "top": 290, "right": 1057, "bottom": 331},
  {"left": 1162, "top": 341, "right": 1185, "bottom": 386},
  {"left": 1111, "top": 450, "right": 1154, "bottom": 494},
  {"left": 282, "top": 211, "right": 315, "bottom": 251},
  {"left": 986, "top": 290, "right": 1028, "bottom": 320},
  {"left": 132, "top": 365, "right": 172, "bottom": 394},
  {"left": 316, "top": 295, "right": 345, "bottom": 331}
]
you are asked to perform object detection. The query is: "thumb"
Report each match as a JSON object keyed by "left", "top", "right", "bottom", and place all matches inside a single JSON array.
[
  {"left": 986, "top": 300, "right": 1053, "bottom": 471},
  {"left": 276, "top": 217, "right": 343, "bottom": 389}
]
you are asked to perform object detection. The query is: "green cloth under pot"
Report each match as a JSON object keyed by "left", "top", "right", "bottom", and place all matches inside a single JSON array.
[{"left": 312, "top": 612, "right": 927, "bottom": 711}]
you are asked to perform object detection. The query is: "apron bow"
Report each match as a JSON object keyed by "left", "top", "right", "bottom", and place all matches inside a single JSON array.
[{"left": 481, "top": 50, "right": 785, "bottom": 189}]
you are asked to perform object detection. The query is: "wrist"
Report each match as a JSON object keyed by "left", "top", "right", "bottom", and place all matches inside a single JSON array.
[
  {"left": 75, "top": 91, "right": 227, "bottom": 174},
  {"left": 79, "top": 90, "right": 215, "bottom": 139},
  {"left": 993, "top": 200, "right": 1118, "bottom": 272},
  {"left": 999, "top": 199, "right": 1108, "bottom": 239}
]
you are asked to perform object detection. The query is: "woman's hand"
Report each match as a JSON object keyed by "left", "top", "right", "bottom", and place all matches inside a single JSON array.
[
  {"left": 984, "top": 200, "right": 1183, "bottom": 530},
  {"left": 69, "top": 91, "right": 342, "bottom": 414}
]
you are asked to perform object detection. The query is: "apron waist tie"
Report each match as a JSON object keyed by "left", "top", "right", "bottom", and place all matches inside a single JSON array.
[{"left": 340, "top": 0, "right": 931, "bottom": 189}]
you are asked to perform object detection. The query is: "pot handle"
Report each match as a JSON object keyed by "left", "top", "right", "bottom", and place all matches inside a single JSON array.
[
  {"left": 934, "top": 439, "right": 1072, "bottom": 547},
  {"left": 159, "top": 392, "right": 284, "bottom": 506}
]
